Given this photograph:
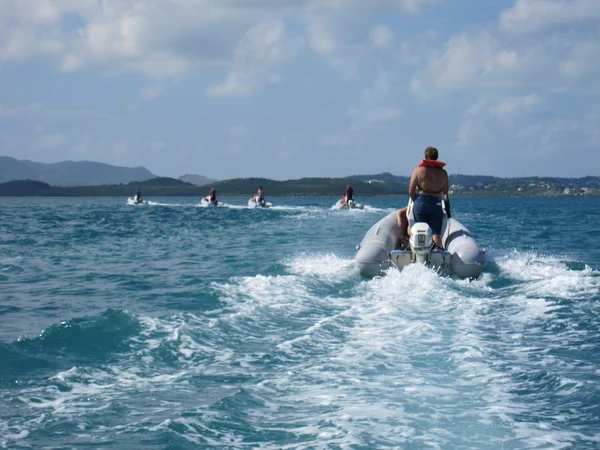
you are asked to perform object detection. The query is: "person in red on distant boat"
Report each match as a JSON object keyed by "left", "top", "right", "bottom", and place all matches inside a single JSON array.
[
  {"left": 205, "top": 188, "right": 217, "bottom": 204},
  {"left": 407, "top": 146, "right": 449, "bottom": 250}
]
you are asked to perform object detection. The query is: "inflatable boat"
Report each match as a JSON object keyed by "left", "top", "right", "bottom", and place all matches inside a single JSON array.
[
  {"left": 355, "top": 200, "right": 486, "bottom": 278},
  {"left": 333, "top": 199, "right": 364, "bottom": 210},
  {"left": 248, "top": 197, "right": 272, "bottom": 208},
  {"left": 127, "top": 195, "right": 147, "bottom": 205},
  {"left": 201, "top": 198, "right": 221, "bottom": 207}
]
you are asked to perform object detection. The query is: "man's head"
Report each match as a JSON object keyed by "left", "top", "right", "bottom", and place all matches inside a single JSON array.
[{"left": 424, "top": 147, "right": 438, "bottom": 161}]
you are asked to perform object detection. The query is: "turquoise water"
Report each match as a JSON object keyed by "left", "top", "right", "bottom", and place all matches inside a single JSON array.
[{"left": 1, "top": 196, "right": 599, "bottom": 449}]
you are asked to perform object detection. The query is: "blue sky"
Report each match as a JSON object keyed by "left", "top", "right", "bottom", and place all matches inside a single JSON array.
[{"left": 1, "top": 0, "right": 599, "bottom": 180}]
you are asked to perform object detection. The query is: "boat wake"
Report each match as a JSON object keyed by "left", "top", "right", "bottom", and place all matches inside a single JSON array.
[{"left": 2, "top": 249, "right": 598, "bottom": 449}]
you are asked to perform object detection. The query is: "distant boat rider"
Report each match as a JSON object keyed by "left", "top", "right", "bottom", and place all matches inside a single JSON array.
[
  {"left": 256, "top": 185, "right": 265, "bottom": 206},
  {"left": 136, "top": 189, "right": 143, "bottom": 202},
  {"left": 206, "top": 188, "right": 217, "bottom": 203},
  {"left": 408, "top": 146, "right": 450, "bottom": 250},
  {"left": 343, "top": 185, "right": 354, "bottom": 206}
]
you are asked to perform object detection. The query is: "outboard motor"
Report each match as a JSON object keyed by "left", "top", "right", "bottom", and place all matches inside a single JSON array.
[{"left": 409, "top": 223, "right": 434, "bottom": 264}]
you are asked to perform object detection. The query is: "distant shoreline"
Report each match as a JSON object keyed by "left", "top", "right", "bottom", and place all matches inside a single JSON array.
[
  {"left": 1, "top": 193, "right": 598, "bottom": 198},
  {"left": 0, "top": 177, "right": 598, "bottom": 198}
]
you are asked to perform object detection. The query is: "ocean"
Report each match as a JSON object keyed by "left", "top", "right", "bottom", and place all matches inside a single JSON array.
[{"left": 1, "top": 196, "right": 599, "bottom": 449}]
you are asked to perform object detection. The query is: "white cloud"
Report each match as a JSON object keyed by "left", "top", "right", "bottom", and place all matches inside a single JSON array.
[
  {"left": 411, "top": 26, "right": 600, "bottom": 92},
  {"left": 234, "top": 18, "right": 299, "bottom": 64},
  {"left": 411, "top": 30, "right": 500, "bottom": 91},
  {"left": 207, "top": 18, "right": 301, "bottom": 97},
  {"left": 346, "top": 69, "right": 404, "bottom": 122},
  {"left": 139, "top": 84, "right": 163, "bottom": 100},
  {"left": 371, "top": 25, "right": 393, "bottom": 48},
  {"left": 229, "top": 125, "right": 249, "bottom": 136},
  {"left": 540, "top": 119, "right": 581, "bottom": 145},
  {"left": 0, "top": 0, "right": 436, "bottom": 81},
  {"left": 113, "top": 140, "right": 126, "bottom": 156},
  {"left": 464, "top": 99, "right": 487, "bottom": 117},
  {"left": 499, "top": 0, "right": 600, "bottom": 35},
  {"left": 0, "top": 103, "right": 41, "bottom": 118},
  {"left": 347, "top": 106, "right": 403, "bottom": 122},
  {"left": 490, "top": 94, "right": 541, "bottom": 117},
  {"left": 150, "top": 141, "right": 167, "bottom": 150},
  {"left": 0, "top": 103, "right": 118, "bottom": 121},
  {"left": 319, "top": 125, "right": 361, "bottom": 147},
  {"left": 207, "top": 70, "right": 261, "bottom": 98},
  {"left": 307, "top": 18, "right": 337, "bottom": 55},
  {"left": 361, "top": 69, "right": 396, "bottom": 104},
  {"left": 32, "top": 132, "right": 67, "bottom": 150},
  {"left": 456, "top": 120, "right": 478, "bottom": 148}
]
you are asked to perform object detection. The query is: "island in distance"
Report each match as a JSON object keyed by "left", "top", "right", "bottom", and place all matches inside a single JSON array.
[
  {"left": 179, "top": 174, "right": 217, "bottom": 186},
  {"left": 0, "top": 156, "right": 599, "bottom": 197}
]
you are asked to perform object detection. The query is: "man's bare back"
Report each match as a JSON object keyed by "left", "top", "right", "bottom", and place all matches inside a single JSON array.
[{"left": 409, "top": 166, "right": 448, "bottom": 200}]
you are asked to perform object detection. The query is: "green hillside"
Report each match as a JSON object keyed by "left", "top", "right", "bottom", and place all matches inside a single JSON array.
[
  {"left": 1, "top": 175, "right": 598, "bottom": 197},
  {"left": 211, "top": 177, "right": 406, "bottom": 196}
]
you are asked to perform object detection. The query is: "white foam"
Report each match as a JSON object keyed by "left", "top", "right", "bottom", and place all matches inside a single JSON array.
[
  {"left": 287, "top": 254, "right": 356, "bottom": 279},
  {"left": 4, "top": 243, "right": 598, "bottom": 448},
  {"left": 496, "top": 252, "right": 599, "bottom": 300}
]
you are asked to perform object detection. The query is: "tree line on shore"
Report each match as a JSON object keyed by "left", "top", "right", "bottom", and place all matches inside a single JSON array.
[{"left": 0, "top": 175, "right": 598, "bottom": 197}]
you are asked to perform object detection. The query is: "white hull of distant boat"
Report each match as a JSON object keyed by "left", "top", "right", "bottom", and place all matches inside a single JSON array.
[
  {"left": 334, "top": 199, "right": 364, "bottom": 210},
  {"left": 355, "top": 201, "right": 486, "bottom": 278},
  {"left": 248, "top": 197, "right": 272, "bottom": 208},
  {"left": 200, "top": 198, "right": 221, "bottom": 207},
  {"left": 127, "top": 196, "right": 147, "bottom": 205}
]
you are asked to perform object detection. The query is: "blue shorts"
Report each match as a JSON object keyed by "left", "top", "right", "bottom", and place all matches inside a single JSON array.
[{"left": 413, "top": 195, "right": 443, "bottom": 235}]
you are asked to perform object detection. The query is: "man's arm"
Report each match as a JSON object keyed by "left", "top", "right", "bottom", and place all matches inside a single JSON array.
[
  {"left": 442, "top": 170, "right": 451, "bottom": 218},
  {"left": 442, "top": 170, "right": 449, "bottom": 196},
  {"left": 408, "top": 168, "right": 418, "bottom": 201}
]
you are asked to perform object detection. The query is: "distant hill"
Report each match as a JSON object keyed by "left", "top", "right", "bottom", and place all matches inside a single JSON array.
[
  {"left": 347, "top": 172, "right": 411, "bottom": 184},
  {"left": 179, "top": 174, "right": 217, "bottom": 186},
  {"left": 0, "top": 179, "right": 55, "bottom": 195},
  {"left": 0, "top": 177, "right": 202, "bottom": 196},
  {"left": 1, "top": 173, "right": 598, "bottom": 197},
  {"left": 0, "top": 156, "right": 156, "bottom": 186},
  {"left": 132, "top": 177, "right": 192, "bottom": 187},
  {"left": 211, "top": 177, "right": 406, "bottom": 196},
  {"left": 348, "top": 172, "right": 600, "bottom": 189}
]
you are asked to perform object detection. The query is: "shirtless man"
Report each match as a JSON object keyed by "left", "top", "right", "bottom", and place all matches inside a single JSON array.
[
  {"left": 255, "top": 186, "right": 265, "bottom": 206},
  {"left": 408, "top": 147, "right": 449, "bottom": 249},
  {"left": 343, "top": 185, "right": 354, "bottom": 206}
]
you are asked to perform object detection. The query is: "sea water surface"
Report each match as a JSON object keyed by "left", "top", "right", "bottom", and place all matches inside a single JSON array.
[{"left": 1, "top": 196, "right": 599, "bottom": 449}]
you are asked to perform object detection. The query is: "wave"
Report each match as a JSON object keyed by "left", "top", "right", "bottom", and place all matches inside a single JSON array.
[
  {"left": 0, "top": 309, "right": 140, "bottom": 383},
  {"left": 2, "top": 241, "right": 600, "bottom": 447}
]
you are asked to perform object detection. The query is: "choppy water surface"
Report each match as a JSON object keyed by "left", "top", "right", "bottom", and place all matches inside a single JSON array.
[{"left": 1, "top": 196, "right": 599, "bottom": 449}]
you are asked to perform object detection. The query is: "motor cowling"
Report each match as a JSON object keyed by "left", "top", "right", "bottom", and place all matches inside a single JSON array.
[{"left": 409, "top": 223, "right": 433, "bottom": 263}]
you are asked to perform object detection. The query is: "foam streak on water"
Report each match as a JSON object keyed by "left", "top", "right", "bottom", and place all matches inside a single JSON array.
[{"left": 1, "top": 196, "right": 600, "bottom": 449}]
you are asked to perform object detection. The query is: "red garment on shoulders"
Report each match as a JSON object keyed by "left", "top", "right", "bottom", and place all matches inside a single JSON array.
[{"left": 419, "top": 159, "right": 446, "bottom": 168}]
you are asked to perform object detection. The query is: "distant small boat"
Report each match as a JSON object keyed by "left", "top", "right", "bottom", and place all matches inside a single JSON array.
[
  {"left": 248, "top": 197, "right": 272, "bottom": 208},
  {"left": 127, "top": 195, "right": 147, "bottom": 205},
  {"left": 201, "top": 198, "right": 221, "bottom": 207},
  {"left": 333, "top": 199, "right": 364, "bottom": 210}
]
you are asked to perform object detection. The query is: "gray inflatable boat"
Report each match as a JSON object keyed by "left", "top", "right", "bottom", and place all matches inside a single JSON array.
[{"left": 355, "top": 201, "right": 486, "bottom": 278}]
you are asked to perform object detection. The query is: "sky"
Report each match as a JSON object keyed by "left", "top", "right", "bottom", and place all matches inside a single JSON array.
[{"left": 0, "top": 0, "right": 599, "bottom": 180}]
